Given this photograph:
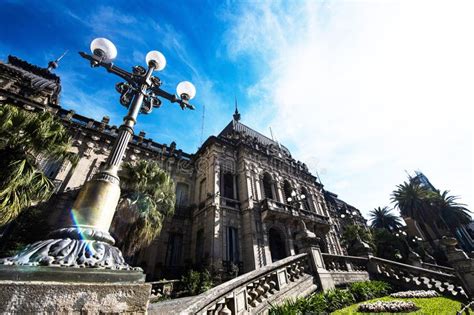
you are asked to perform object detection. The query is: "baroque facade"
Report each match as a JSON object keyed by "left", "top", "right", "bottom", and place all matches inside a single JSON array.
[{"left": 0, "top": 55, "right": 368, "bottom": 280}]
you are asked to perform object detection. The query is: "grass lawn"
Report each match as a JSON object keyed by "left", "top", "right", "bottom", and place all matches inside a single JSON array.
[{"left": 332, "top": 296, "right": 462, "bottom": 315}]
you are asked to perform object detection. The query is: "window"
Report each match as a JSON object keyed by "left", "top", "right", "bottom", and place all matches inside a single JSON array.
[
  {"left": 176, "top": 182, "right": 189, "bottom": 208},
  {"left": 283, "top": 180, "right": 293, "bottom": 203},
  {"left": 199, "top": 178, "right": 206, "bottom": 202},
  {"left": 226, "top": 227, "right": 239, "bottom": 263},
  {"left": 195, "top": 229, "right": 204, "bottom": 262},
  {"left": 222, "top": 172, "right": 234, "bottom": 199},
  {"left": 262, "top": 173, "right": 274, "bottom": 200},
  {"left": 301, "top": 187, "right": 311, "bottom": 211},
  {"left": 165, "top": 233, "right": 183, "bottom": 266}
]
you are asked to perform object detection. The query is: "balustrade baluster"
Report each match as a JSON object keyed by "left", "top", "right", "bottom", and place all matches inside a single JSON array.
[{"left": 247, "top": 283, "right": 258, "bottom": 307}]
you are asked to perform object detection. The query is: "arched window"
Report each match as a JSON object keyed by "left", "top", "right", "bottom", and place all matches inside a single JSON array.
[
  {"left": 262, "top": 173, "right": 274, "bottom": 200},
  {"left": 283, "top": 180, "right": 293, "bottom": 203},
  {"left": 300, "top": 187, "right": 311, "bottom": 211}
]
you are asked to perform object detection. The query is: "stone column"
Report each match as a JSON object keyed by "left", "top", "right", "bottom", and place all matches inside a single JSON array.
[
  {"left": 274, "top": 179, "right": 284, "bottom": 204},
  {"left": 255, "top": 174, "right": 262, "bottom": 201},
  {"left": 442, "top": 237, "right": 474, "bottom": 298},
  {"left": 297, "top": 235, "right": 335, "bottom": 291}
]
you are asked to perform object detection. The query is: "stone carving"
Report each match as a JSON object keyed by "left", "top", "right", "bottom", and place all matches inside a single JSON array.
[
  {"left": 0, "top": 238, "right": 136, "bottom": 270},
  {"left": 0, "top": 226, "right": 139, "bottom": 270}
]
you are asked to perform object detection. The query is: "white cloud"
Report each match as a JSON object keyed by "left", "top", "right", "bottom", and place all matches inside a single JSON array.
[{"left": 224, "top": 0, "right": 474, "bottom": 218}]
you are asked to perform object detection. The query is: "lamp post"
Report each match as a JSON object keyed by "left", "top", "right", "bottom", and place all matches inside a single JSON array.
[
  {"left": 287, "top": 189, "right": 317, "bottom": 239},
  {"left": 1, "top": 38, "right": 196, "bottom": 270},
  {"left": 395, "top": 229, "right": 425, "bottom": 265}
]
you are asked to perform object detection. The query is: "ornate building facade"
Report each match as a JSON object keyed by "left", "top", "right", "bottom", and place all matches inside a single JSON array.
[{"left": 0, "top": 55, "right": 367, "bottom": 280}]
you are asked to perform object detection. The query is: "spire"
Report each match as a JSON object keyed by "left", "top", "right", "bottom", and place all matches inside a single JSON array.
[
  {"left": 233, "top": 96, "right": 241, "bottom": 121},
  {"left": 47, "top": 50, "right": 68, "bottom": 72}
]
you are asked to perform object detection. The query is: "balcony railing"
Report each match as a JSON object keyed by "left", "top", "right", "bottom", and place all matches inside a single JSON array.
[
  {"left": 220, "top": 197, "right": 240, "bottom": 210},
  {"left": 261, "top": 198, "right": 330, "bottom": 226}
]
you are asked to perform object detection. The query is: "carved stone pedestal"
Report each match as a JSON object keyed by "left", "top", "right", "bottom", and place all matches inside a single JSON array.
[
  {"left": 443, "top": 237, "right": 474, "bottom": 298},
  {"left": 0, "top": 265, "right": 151, "bottom": 313},
  {"left": 0, "top": 280, "right": 151, "bottom": 313},
  {"left": 296, "top": 234, "right": 335, "bottom": 291}
]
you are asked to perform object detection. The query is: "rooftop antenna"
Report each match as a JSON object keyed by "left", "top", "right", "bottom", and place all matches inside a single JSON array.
[
  {"left": 269, "top": 126, "right": 275, "bottom": 141},
  {"left": 315, "top": 168, "right": 324, "bottom": 185},
  {"left": 200, "top": 103, "right": 205, "bottom": 146},
  {"left": 233, "top": 95, "right": 240, "bottom": 121},
  {"left": 47, "top": 50, "right": 68, "bottom": 71}
]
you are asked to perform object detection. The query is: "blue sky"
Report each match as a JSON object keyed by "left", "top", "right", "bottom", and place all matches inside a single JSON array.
[{"left": 1, "top": 0, "right": 472, "bottom": 219}]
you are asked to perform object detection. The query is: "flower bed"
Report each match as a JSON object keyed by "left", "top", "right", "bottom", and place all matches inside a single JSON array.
[
  {"left": 357, "top": 301, "right": 419, "bottom": 313},
  {"left": 390, "top": 290, "right": 439, "bottom": 298}
]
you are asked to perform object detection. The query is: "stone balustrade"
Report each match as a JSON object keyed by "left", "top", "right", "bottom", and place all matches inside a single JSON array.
[
  {"left": 421, "top": 262, "right": 455, "bottom": 274},
  {"left": 151, "top": 251, "right": 472, "bottom": 313},
  {"left": 369, "top": 257, "right": 467, "bottom": 299},
  {"left": 177, "top": 253, "right": 317, "bottom": 314},
  {"left": 260, "top": 198, "right": 330, "bottom": 227},
  {"left": 322, "top": 254, "right": 368, "bottom": 272},
  {"left": 321, "top": 254, "right": 370, "bottom": 286}
]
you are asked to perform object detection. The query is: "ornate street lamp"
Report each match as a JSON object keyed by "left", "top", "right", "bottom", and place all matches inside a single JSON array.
[
  {"left": 287, "top": 189, "right": 317, "bottom": 239},
  {"left": 1, "top": 38, "right": 196, "bottom": 270}
]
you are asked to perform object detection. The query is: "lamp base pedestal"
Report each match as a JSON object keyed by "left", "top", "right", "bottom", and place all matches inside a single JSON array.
[
  {"left": 0, "top": 279, "right": 151, "bottom": 313},
  {"left": 0, "top": 226, "right": 135, "bottom": 270},
  {"left": 0, "top": 265, "right": 150, "bottom": 313},
  {"left": 0, "top": 226, "right": 151, "bottom": 313}
]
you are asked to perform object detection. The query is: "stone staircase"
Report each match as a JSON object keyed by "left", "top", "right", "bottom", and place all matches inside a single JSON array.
[
  {"left": 149, "top": 253, "right": 317, "bottom": 314},
  {"left": 149, "top": 248, "right": 471, "bottom": 314},
  {"left": 369, "top": 256, "right": 466, "bottom": 298}
]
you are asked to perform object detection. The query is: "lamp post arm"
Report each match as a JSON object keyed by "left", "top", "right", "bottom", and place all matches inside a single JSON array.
[
  {"left": 79, "top": 52, "right": 134, "bottom": 83},
  {"left": 151, "top": 86, "right": 195, "bottom": 110}
]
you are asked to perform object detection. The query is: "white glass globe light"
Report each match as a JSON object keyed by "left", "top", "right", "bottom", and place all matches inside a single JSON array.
[
  {"left": 287, "top": 197, "right": 292, "bottom": 203},
  {"left": 291, "top": 191, "right": 297, "bottom": 197},
  {"left": 146, "top": 51, "right": 166, "bottom": 71},
  {"left": 176, "top": 81, "right": 196, "bottom": 100},
  {"left": 90, "top": 38, "right": 117, "bottom": 61},
  {"left": 340, "top": 214, "right": 346, "bottom": 218},
  {"left": 300, "top": 194, "right": 306, "bottom": 199}
]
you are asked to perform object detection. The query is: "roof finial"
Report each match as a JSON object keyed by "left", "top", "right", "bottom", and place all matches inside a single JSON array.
[
  {"left": 233, "top": 95, "right": 241, "bottom": 121},
  {"left": 47, "top": 50, "right": 68, "bottom": 72}
]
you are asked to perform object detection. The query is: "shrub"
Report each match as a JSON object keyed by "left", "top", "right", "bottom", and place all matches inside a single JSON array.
[
  {"left": 325, "top": 289, "right": 356, "bottom": 312},
  {"left": 348, "top": 280, "right": 391, "bottom": 302},
  {"left": 181, "top": 270, "right": 201, "bottom": 295},
  {"left": 181, "top": 269, "right": 214, "bottom": 295},
  {"left": 269, "top": 280, "right": 392, "bottom": 314},
  {"left": 199, "top": 269, "right": 213, "bottom": 293}
]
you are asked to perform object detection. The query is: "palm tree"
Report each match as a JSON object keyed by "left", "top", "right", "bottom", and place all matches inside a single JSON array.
[
  {"left": 111, "top": 160, "right": 175, "bottom": 256},
  {"left": 0, "top": 105, "right": 77, "bottom": 225},
  {"left": 369, "top": 206, "right": 403, "bottom": 231},
  {"left": 391, "top": 181, "right": 434, "bottom": 221},
  {"left": 431, "top": 190, "right": 472, "bottom": 236}
]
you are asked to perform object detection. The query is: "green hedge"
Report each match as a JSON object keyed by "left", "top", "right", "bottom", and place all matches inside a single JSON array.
[
  {"left": 269, "top": 281, "right": 392, "bottom": 314},
  {"left": 348, "top": 280, "right": 391, "bottom": 302}
]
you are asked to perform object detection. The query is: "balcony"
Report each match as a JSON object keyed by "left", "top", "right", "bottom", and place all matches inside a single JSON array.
[
  {"left": 220, "top": 196, "right": 240, "bottom": 210},
  {"left": 260, "top": 198, "right": 330, "bottom": 228}
]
